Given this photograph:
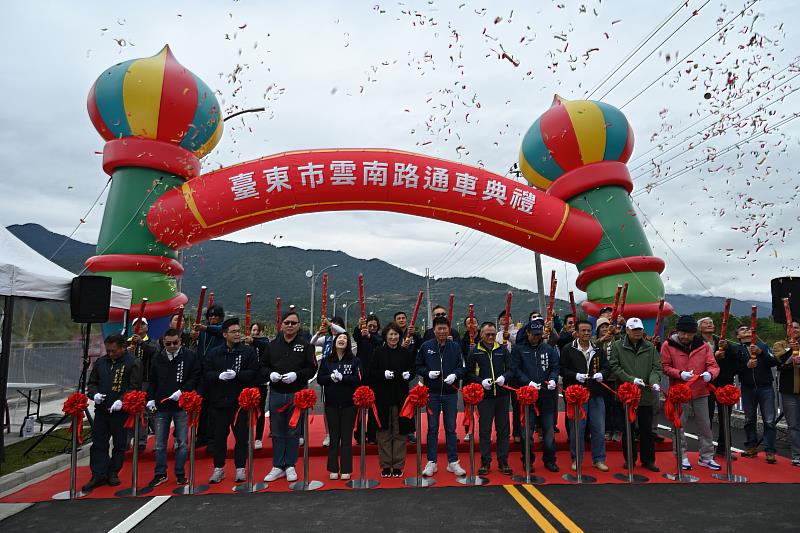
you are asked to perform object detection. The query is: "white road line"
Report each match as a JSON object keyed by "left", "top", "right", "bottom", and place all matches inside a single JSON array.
[
  {"left": 657, "top": 424, "right": 744, "bottom": 453},
  {"left": 108, "top": 495, "right": 171, "bottom": 533}
]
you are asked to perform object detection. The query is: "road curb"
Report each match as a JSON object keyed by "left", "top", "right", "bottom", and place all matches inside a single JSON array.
[{"left": 0, "top": 445, "right": 89, "bottom": 495}]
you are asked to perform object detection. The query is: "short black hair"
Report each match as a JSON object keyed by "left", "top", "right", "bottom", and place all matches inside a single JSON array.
[
  {"left": 432, "top": 305, "right": 446, "bottom": 313},
  {"left": 394, "top": 311, "right": 407, "bottom": 320},
  {"left": 282, "top": 310, "right": 300, "bottom": 322},
  {"left": 497, "top": 310, "right": 510, "bottom": 320},
  {"left": 105, "top": 333, "right": 126, "bottom": 347},
  {"left": 206, "top": 304, "right": 225, "bottom": 319},
  {"left": 575, "top": 320, "right": 593, "bottom": 331},
  {"left": 221, "top": 317, "right": 240, "bottom": 332},
  {"left": 366, "top": 314, "right": 381, "bottom": 329},
  {"left": 565, "top": 313, "right": 575, "bottom": 322},
  {"left": 330, "top": 316, "right": 345, "bottom": 329},
  {"left": 382, "top": 321, "right": 404, "bottom": 339},
  {"left": 432, "top": 315, "right": 449, "bottom": 328},
  {"left": 163, "top": 328, "right": 181, "bottom": 338}
]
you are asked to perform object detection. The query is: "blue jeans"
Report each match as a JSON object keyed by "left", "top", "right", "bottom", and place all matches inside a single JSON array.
[
  {"left": 427, "top": 392, "right": 458, "bottom": 463},
  {"left": 742, "top": 385, "right": 776, "bottom": 453},
  {"left": 566, "top": 396, "right": 606, "bottom": 463},
  {"left": 781, "top": 393, "right": 800, "bottom": 460},
  {"left": 269, "top": 391, "right": 301, "bottom": 469},
  {"left": 154, "top": 409, "right": 188, "bottom": 477},
  {"left": 524, "top": 391, "right": 556, "bottom": 465}
]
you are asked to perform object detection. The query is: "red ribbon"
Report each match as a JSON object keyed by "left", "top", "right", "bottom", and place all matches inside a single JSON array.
[
  {"left": 353, "top": 386, "right": 381, "bottom": 429},
  {"left": 178, "top": 390, "right": 203, "bottom": 429},
  {"left": 235, "top": 387, "right": 262, "bottom": 429},
  {"left": 564, "top": 384, "right": 590, "bottom": 420},
  {"left": 62, "top": 392, "right": 89, "bottom": 444},
  {"left": 516, "top": 385, "right": 540, "bottom": 421},
  {"left": 710, "top": 383, "right": 741, "bottom": 406},
  {"left": 461, "top": 383, "right": 484, "bottom": 433},
  {"left": 121, "top": 390, "right": 148, "bottom": 429},
  {"left": 400, "top": 384, "right": 429, "bottom": 419},
  {"left": 289, "top": 389, "right": 317, "bottom": 429},
  {"left": 617, "top": 382, "right": 641, "bottom": 423},
  {"left": 664, "top": 382, "right": 693, "bottom": 428}
]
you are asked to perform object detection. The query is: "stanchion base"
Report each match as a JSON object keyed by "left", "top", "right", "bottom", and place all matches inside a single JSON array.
[
  {"left": 52, "top": 490, "right": 87, "bottom": 500},
  {"left": 173, "top": 483, "right": 210, "bottom": 495},
  {"left": 456, "top": 475, "right": 489, "bottom": 486},
  {"left": 403, "top": 476, "right": 435, "bottom": 487},
  {"left": 115, "top": 485, "right": 154, "bottom": 497},
  {"left": 712, "top": 473, "right": 748, "bottom": 483},
  {"left": 511, "top": 474, "right": 546, "bottom": 485},
  {"left": 233, "top": 481, "right": 268, "bottom": 493},
  {"left": 346, "top": 478, "right": 380, "bottom": 489},
  {"left": 562, "top": 473, "right": 597, "bottom": 484},
  {"left": 612, "top": 473, "right": 649, "bottom": 483},
  {"left": 663, "top": 472, "right": 699, "bottom": 483},
  {"left": 288, "top": 480, "right": 324, "bottom": 491}
]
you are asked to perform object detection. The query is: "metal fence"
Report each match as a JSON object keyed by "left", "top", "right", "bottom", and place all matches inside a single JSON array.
[{"left": 7, "top": 337, "right": 105, "bottom": 389}]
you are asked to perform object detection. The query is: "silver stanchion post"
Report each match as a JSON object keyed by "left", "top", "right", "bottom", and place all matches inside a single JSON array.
[
  {"left": 405, "top": 406, "right": 435, "bottom": 487},
  {"left": 174, "top": 423, "right": 209, "bottom": 495},
  {"left": 53, "top": 414, "right": 87, "bottom": 500},
  {"left": 234, "top": 411, "right": 268, "bottom": 493},
  {"left": 664, "top": 424, "right": 698, "bottom": 482},
  {"left": 289, "top": 408, "right": 323, "bottom": 491},
  {"left": 348, "top": 407, "right": 379, "bottom": 489},
  {"left": 613, "top": 409, "right": 649, "bottom": 483},
  {"left": 457, "top": 408, "right": 488, "bottom": 485},
  {"left": 512, "top": 405, "right": 545, "bottom": 484},
  {"left": 563, "top": 404, "right": 596, "bottom": 483},
  {"left": 116, "top": 416, "right": 153, "bottom": 497},
  {"left": 712, "top": 404, "right": 748, "bottom": 483}
]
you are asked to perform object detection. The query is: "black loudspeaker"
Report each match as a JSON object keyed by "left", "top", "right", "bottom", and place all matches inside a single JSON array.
[
  {"left": 70, "top": 276, "right": 112, "bottom": 323},
  {"left": 771, "top": 277, "right": 800, "bottom": 324}
]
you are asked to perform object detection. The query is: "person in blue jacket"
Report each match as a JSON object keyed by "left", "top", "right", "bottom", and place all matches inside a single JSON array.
[
  {"left": 510, "top": 317, "right": 560, "bottom": 473},
  {"left": 317, "top": 332, "right": 361, "bottom": 480},
  {"left": 416, "top": 315, "right": 466, "bottom": 478}
]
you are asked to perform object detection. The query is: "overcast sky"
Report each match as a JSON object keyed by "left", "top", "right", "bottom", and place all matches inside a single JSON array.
[{"left": 1, "top": 0, "right": 797, "bottom": 303}]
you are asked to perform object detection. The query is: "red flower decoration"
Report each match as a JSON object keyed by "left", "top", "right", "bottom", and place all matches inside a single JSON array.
[
  {"left": 400, "top": 384, "right": 430, "bottom": 418},
  {"left": 665, "top": 383, "right": 692, "bottom": 428},
  {"left": 238, "top": 387, "right": 261, "bottom": 411},
  {"left": 353, "top": 386, "right": 376, "bottom": 409},
  {"left": 617, "top": 381, "right": 641, "bottom": 423},
  {"left": 462, "top": 383, "right": 485, "bottom": 406},
  {"left": 564, "top": 384, "right": 590, "bottom": 419},
  {"left": 178, "top": 390, "right": 203, "bottom": 428},
  {"left": 516, "top": 385, "right": 539, "bottom": 406},
  {"left": 62, "top": 392, "right": 89, "bottom": 444},
  {"left": 289, "top": 388, "right": 318, "bottom": 429},
  {"left": 122, "top": 390, "right": 148, "bottom": 429},
  {"left": 714, "top": 384, "right": 741, "bottom": 406}
]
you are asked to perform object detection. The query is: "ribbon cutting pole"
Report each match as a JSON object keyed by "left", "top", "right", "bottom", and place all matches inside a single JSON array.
[
  {"left": 289, "top": 408, "right": 323, "bottom": 491},
  {"left": 511, "top": 405, "right": 545, "bottom": 484},
  {"left": 456, "top": 408, "right": 488, "bottom": 486},
  {"left": 712, "top": 404, "right": 748, "bottom": 483},
  {"left": 563, "top": 404, "right": 596, "bottom": 484},
  {"left": 663, "top": 424, "right": 698, "bottom": 483},
  {"left": 233, "top": 410, "right": 267, "bottom": 493},
  {"left": 613, "top": 403, "right": 648, "bottom": 483},
  {"left": 116, "top": 419, "right": 153, "bottom": 496},
  {"left": 404, "top": 406, "right": 435, "bottom": 487},
  {"left": 347, "top": 407, "right": 379, "bottom": 489},
  {"left": 174, "top": 423, "right": 209, "bottom": 495},
  {"left": 52, "top": 414, "right": 87, "bottom": 500}
]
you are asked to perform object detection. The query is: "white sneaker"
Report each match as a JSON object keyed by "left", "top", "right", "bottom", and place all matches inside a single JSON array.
[
  {"left": 322, "top": 434, "right": 330, "bottom": 447},
  {"left": 329, "top": 472, "right": 339, "bottom": 480},
  {"left": 209, "top": 467, "right": 225, "bottom": 484},
  {"left": 447, "top": 461, "right": 466, "bottom": 476},
  {"left": 681, "top": 458, "right": 692, "bottom": 470},
  {"left": 299, "top": 437, "right": 305, "bottom": 446},
  {"left": 264, "top": 467, "right": 285, "bottom": 482},
  {"left": 286, "top": 466, "right": 298, "bottom": 482},
  {"left": 698, "top": 458, "right": 721, "bottom": 470},
  {"left": 341, "top": 473, "right": 351, "bottom": 480},
  {"left": 422, "top": 461, "right": 438, "bottom": 477},
  {"left": 235, "top": 468, "right": 246, "bottom": 482},
  {"left": 464, "top": 433, "right": 472, "bottom": 442},
  {"left": 254, "top": 440, "right": 263, "bottom": 450}
]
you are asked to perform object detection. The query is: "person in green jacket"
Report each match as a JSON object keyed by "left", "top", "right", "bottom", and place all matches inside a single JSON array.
[{"left": 609, "top": 317, "right": 663, "bottom": 472}]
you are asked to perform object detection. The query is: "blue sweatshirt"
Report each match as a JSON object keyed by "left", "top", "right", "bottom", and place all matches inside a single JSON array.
[
  {"left": 415, "top": 338, "right": 465, "bottom": 395},
  {"left": 511, "top": 339, "right": 559, "bottom": 388}
]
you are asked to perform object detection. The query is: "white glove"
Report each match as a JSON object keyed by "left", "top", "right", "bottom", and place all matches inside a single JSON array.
[
  {"left": 652, "top": 383, "right": 661, "bottom": 392},
  {"left": 219, "top": 370, "right": 236, "bottom": 381},
  {"left": 93, "top": 393, "right": 106, "bottom": 404},
  {"left": 481, "top": 378, "right": 493, "bottom": 390},
  {"left": 428, "top": 370, "right": 441, "bottom": 380},
  {"left": 146, "top": 400, "right": 156, "bottom": 411},
  {"left": 593, "top": 372, "right": 604, "bottom": 382},
  {"left": 529, "top": 381, "right": 541, "bottom": 390},
  {"left": 110, "top": 399, "right": 123, "bottom": 412},
  {"left": 169, "top": 390, "right": 182, "bottom": 401},
  {"left": 576, "top": 373, "right": 587, "bottom": 383},
  {"left": 270, "top": 372, "right": 281, "bottom": 383},
  {"left": 495, "top": 375, "right": 506, "bottom": 386},
  {"left": 444, "top": 373, "right": 457, "bottom": 385},
  {"left": 402, "top": 371, "right": 411, "bottom": 380},
  {"left": 333, "top": 369, "right": 343, "bottom": 382},
  {"left": 385, "top": 370, "right": 395, "bottom": 380},
  {"left": 633, "top": 378, "right": 645, "bottom": 387},
  {"left": 680, "top": 370, "right": 694, "bottom": 381},
  {"left": 330, "top": 372, "right": 340, "bottom": 383},
  {"left": 701, "top": 371, "right": 712, "bottom": 382},
  {"left": 281, "top": 372, "right": 297, "bottom": 384},
  {"left": 546, "top": 380, "right": 556, "bottom": 390}
]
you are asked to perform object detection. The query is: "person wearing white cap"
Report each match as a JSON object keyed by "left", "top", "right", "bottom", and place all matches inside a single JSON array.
[
  {"left": 127, "top": 317, "right": 158, "bottom": 450},
  {"left": 609, "top": 317, "right": 663, "bottom": 472}
]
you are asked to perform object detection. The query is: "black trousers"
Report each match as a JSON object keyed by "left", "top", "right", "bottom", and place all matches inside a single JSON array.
[
  {"left": 477, "top": 395, "right": 511, "bottom": 464},
  {"left": 90, "top": 410, "right": 128, "bottom": 477},
  {"left": 326, "top": 404, "right": 357, "bottom": 474},
  {"left": 621, "top": 405, "right": 655, "bottom": 465},
  {"left": 256, "top": 385, "right": 269, "bottom": 440},
  {"left": 511, "top": 393, "right": 521, "bottom": 437},
  {"left": 708, "top": 394, "right": 730, "bottom": 452},
  {"left": 212, "top": 406, "right": 249, "bottom": 468}
]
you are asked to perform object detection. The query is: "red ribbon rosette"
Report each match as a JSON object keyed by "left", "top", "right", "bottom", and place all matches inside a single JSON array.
[
  {"left": 62, "top": 392, "right": 89, "bottom": 444},
  {"left": 236, "top": 387, "right": 262, "bottom": 429},
  {"left": 714, "top": 384, "right": 741, "bottom": 406},
  {"left": 564, "top": 384, "right": 590, "bottom": 420},
  {"left": 461, "top": 383, "right": 484, "bottom": 433},
  {"left": 289, "top": 388, "right": 317, "bottom": 429},
  {"left": 617, "top": 381, "right": 642, "bottom": 423},
  {"left": 178, "top": 390, "right": 203, "bottom": 429},
  {"left": 400, "top": 384, "right": 430, "bottom": 419},
  {"left": 121, "top": 390, "right": 148, "bottom": 429},
  {"left": 516, "top": 385, "right": 540, "bottom": 419},
  {"left": 353, "top": 385, "right": 381, "bottom": 429},
  {"left": 664, "top": 383, "right": 692, "bottom": 428}
]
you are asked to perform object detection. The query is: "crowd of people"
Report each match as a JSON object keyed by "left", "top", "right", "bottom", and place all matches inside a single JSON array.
[{"left": 80, "top": 299, "right": 800, "bottom": 492}]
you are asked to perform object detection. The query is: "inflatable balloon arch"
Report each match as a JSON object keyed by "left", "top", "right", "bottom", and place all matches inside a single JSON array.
[{"left": 85, "top": 45, "right": 673, "bottom": 336}]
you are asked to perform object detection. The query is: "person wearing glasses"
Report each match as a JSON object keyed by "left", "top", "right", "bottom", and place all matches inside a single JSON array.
[
  {"left": 422, "top": 305, "right": 462, "bottom": 344},
  {"left": 204, "top": 318, "right": 259, "bottom": 484},
  {"left": 145, "top": 328, "right": 201, "bottom": 487},
  {"left": 262, "top": 311, "right": 318, "bottom": 483}
]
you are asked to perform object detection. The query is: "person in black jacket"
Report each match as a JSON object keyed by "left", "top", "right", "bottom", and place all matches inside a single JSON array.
[
  {"left": 374, "top": 322, "right": 415, "bottom": 477},
  {"left": 159, "top": 313, "right": 192, "bottom": 350},
  {"left": 698, "top": 317, "right": 737, "bottom": 458},
  {"left": 262, "top": 310, "right": 318, "bottom": 483},
  {"left": 127, "top": 317, "right": 158, "bottom": 450},
  {"left": 422, "top": 305, "right": 461, "bottom": 343},
  {"left": 317, "top": 332, "right": 361, "bottom": 480},
  {"left": 353, "top": 314, "right": 382, "bottom": 444},
  {"left": 191, "top": 304, "right": 225, "bottom": 450},
  {"left": 204, "top": 318, "right": 259, "bottom": 484},
  {"left": 82, "top": 334, "right": 143, "bottom": 492},
  {"left": 465, "top": 322, "right": 513, "bottom": 475},
  {"left": 560, "top": 320, "right": 611, "bottom": 472},
  {"left": 247, "top": 322, "right": 270, "bottom": 449},
  {"left": 394, "top": 311, "right": 422, "bottom": 358},
  {"left": 145, "top": 328, "right": 201, "bottom": 487}
]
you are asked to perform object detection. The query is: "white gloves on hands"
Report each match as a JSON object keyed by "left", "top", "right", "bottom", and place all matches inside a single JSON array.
[
  {"left": 281, "top": 372, "right": 297, "bottom": 384},
  {"left": 701, "top": 371, "right": 712, "bottom": 382},
  {"left": 169, "top": 390, "right": 182, "bottom": 401},
  {"left": 495, "top": 375, "right": 506, "bottom": 387},
  {"left": 680, "top": 370, "right": 694, "bottom": 381},
  {"left": 576, "top": 373, "right": 587, "bottom": 383},
  {"left": 593, "top": 372, "right": 603, "bottom": 382},
  {"left": 385, "top": 370, "right": 395, "bottom": 380},
  {"left": 652, "top": 383, "right": 661, "bottom": 392},
  {"left": 546, "top": 380, "right": 556, "bottom": 390},
  {"left": 481, "top": 378, "right": 493, "bottom": 390},
  {"left": 270, "top": 372, "right": 281, "bottom": 383},
  {"left": 93, "top": 393, "right": 106, "bottom": 404},
  {"left": 529, "top": 381, "right": 541, "bottom": 390},
  {"left": 428, "top": 370, "right": 441, "bottom": 380},
  {"left": 219, "top": 370, "right": 236, "bottom": 381},
  {"left": 333, "top": 369, "right": 343, "bottom": 382},
  {"left": 444, "top": 373, "right": 457, "bottom": 385},
  {"left": 402, "top": 371, "right": 411, "bottom": 380},
  {"left": 146, "top": 400, "right": 156, "bottom": 411},
  {"left": 110, "top": 399, "right": 123, "bottom": 412},
  {"left": 633, "top": 378, "right": 645, "bottom": 387}
]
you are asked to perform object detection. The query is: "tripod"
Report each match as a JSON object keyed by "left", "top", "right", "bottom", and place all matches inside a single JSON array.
[{"left": 23, "top": 323, "right": 95, "bottom": 456}]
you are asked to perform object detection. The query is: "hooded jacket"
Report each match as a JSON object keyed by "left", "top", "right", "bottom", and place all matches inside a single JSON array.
[
  {"left": 465, "top": 341, "right": 512, "bottom": 398},
  {"left": 660, "top": 334, "right": 719, "bottom": 399}
]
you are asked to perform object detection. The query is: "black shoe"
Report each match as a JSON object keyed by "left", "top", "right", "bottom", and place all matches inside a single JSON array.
[
  {"left": 108, "top": 472, "right": 121, "bottom": 486},
  {"left": 176, "top": 475, "right": 188, "bottom": 485},
  {"left": 138, "top": 443, "right": 147, "bottom": 452},
  {"left": 478, "top": 463, "right": 490, "bottom": 476},
  {"left": 81, "top": 476, "right": 107, "bottom": 492},
  {"left": 148, "top": 474, "right": 167, "bottom": 488},
  {"left": 643, "top": 463, "right": 660, "bottom": 472},
  {"left": 407, "top": 434, "right": 417, "bottom": 444},
  {"left": 499, "top": 462, "right": 513, "bottom": 475},
  {"left": 553, "top": 427, "right": 560, "bottom": 434},
  {"left": 391, "top": 468, "right": 403, "bottom": 478},
  {"left": 381, "top": 468, "right": 392, "bottom": 478},
  {"left": 544, "top": 462, "right": 559, "bottom": 473},
  {"left": 652, "top": 433, "right": 665, "bottom": 443}
]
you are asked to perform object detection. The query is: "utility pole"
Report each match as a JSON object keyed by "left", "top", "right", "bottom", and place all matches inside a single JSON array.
[
  {"left": 425, "top": 267, "right": 432, "bottom": 327},
  {"left": 535, "top": 253, "right": 546, "bottom": 314}
]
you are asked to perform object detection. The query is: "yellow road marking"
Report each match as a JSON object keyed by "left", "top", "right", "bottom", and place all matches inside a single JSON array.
[
  {"left": 523, "top": 484, "right": 584, "bottom": 533},
  {"left": 503, "top": 485, "right": 558, "bottom": 532}
]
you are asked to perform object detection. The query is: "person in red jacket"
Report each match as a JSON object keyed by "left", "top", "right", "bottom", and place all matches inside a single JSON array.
[{"left": 660, "top": 315, "right": 720, "bottom": 471}]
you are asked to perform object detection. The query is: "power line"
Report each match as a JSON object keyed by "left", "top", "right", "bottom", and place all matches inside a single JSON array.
[{"left": 47, "top": 177, "right": 111, "bottom": 261}]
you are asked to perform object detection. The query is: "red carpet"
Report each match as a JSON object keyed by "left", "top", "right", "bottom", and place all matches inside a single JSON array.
[{"left": 3, "top": 412, "right": 798, "bottom": 502}]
